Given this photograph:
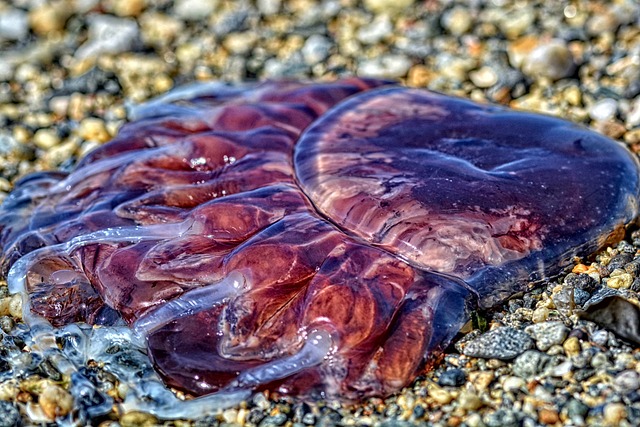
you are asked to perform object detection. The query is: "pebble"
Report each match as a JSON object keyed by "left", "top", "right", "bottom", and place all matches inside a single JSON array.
[
  {"left": 521, "top": 39, "right": 574, "bottom": 81},
  {"left": 525, "top": 321, "right": 570, "bottom": 351},
  {"left": 614, "top": 370, "right": 640, "bottom": 394},
  {"left": 120, "top": 411, "right": 158, "bottom": 427},
  {"left": 174, "top": 0, "right": 219, "bottom": 20},
  {"left": 502, "top": 376, "right": 525, "bottom": 392},
  {"left": 469, "top": 66, "right": 498, "bottom": 88},
  {"left": 441, "top": 7, "right": 472, "bottom": 37},
  {"left": 0, "top": 8, "right": 29, "bottom": 40},
  {"left": 362, "top": 0, "right": 416, "bottom": 15},
  {"left": 257, "top": 0, "right": 282, "bottom": 16},
  {"left": 77, "top": 118, "right": 111, "bottom": 142},
  {"left": 563, "top": 336, "right": 581, "bottom": 357},
  {"left": 589, "top": 98, "right": 619, "bottom": 122},
  {"left": 33, "top": 128, "right": 61, "bottom": 150},
  {"left": 357, "top": 15, "right": 393, "bottom": 44},
  {"left": 512, "top": 350, "right": 552, "bottom": 378},
  {"left": 0, "top": 401, "right": 20, "bottom": 427},
  {"left": 39, "top": 384, "right": 73, "bottom": 419},
  {"left": 438, "top": 368, "right": 466, "bottom": 387},
  {"left": 458, "top": 390, "right": 483, "bottom": 411},
  {"left": 302, "top": 35, "right": 332, "bottom": 66},
  {"left": 75, "top": 15, "right": 140, "bottom": 60},
  {"left": 462, "top": 327, "right": 533, "bottom": 360},
  {"left": 603, "top": 402, "right": 627, "bottom": 424},
  {"left": 357, "top": 55, "right": 412, "bottom": 79}
]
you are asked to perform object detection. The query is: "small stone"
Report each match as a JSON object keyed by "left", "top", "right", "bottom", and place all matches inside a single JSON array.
[
  {"left": 174, "top": 0, "right": 219, "bottom": 20},
  {"left": 525, "top": 321, "right": 570, "bottom": 351},
  {"left": 39, "top": 384, "right": 73, "bottom": 419},
  {"left": 257, "top": 0, "right": 282, "bottom": 15},
  {"left": 538, "top": 408, "right": 559, "bottom": 425},
  {"left": 363, "top": 0, "right": 416, "bottom": 15},
  {"left": 357, "top": 15, "right": 392, "bottom": 44},
  {"left": 463, "top": 327, "right": 533, "bottom": 360},
  {"left": 441, "top": 7, "right": 472, "bottom": 36},
  {"left": 0, "top": 8, "right": 28, "bottom": 40},
  {"left": 565, "top": 398, "right": 589, "bottom": 418},
  {"left": 33, "top": 129, "right": 61, "bottom": 150},
  {"left": 75, "top": 15, "right": 140, "bottom": 60},
  {"left": 469, "top": 371, "right": 494, "bottom": 391},
  {"left": 532, "top": 307, "right": 550, "bottom": 323},
  {"left": 483, "top": 409, "right": 518, "bottom": 427},
  {"left": 606, "top": 272, "right": 633, "bottom": 289},
  {"left": 522, "top": 39, "right": 574, "bottom": 81},
  {"left": 302, "top": 35, "right": 332, "bottom": 66},
  {"left": 223, "top": 32, "right": 258, "bottom": 56},
  {"left": 589, "top": 98, "right": 618, "bottom": 122},
  {"left": 429, "top": 387, "right": 453, "bottom": 404},
  {"left": 502, "top": 376, "right": 525, "bottom": 392},
  {"left": 512, "top": 350, "right": 552, "bottom": 378},
  {"left": 105, "top": 0, "right": 145, "bottom": 17},
  {"left": 458, "top": 390, "right": 483, "bottom": 411},
  {"left": 469, "top": 66, "right": 498, "bottom": 88},
  {"left": 29, "top": 1, "right": 71, "bottom": 35},
  {"left": 438, "top": 368, "right": 466, "bottom": 387},
  {"left": 603, "top": 402, "right": 627, "bottom": 424},
  {"left": 0, "top": 401, "right": 20, "bottom": 427},
  {"left": 563, "top": 336, "right": 581, "bottom": 357},
  {"left": 358, "top": 55, "right": 412, "bottom": 79},
  {"left": 614, "top": 370, "right": 640, "bottom": 394},
  {"left": 120, "top": 411, "right": 158, "bottom": 427},
  {"left": 77, "top": 118, "right": 111, "bottom": 142}
]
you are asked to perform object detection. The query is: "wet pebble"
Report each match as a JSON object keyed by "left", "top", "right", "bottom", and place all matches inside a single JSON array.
[
  {"left": 512, "top": 350, "right": 552, "bottom": 378},
  {"left": 358, "top": 55, "right": 412, "bottom": 79},
  {"left": 0, "top": 401, "right": 20, "bottom": 427},
  {"left": 589, "top": 98, "right": 618, "bottom": 122},
  {"left": 0, "top": 8, "right": 28, "bottom": 40},
  {"left": 438, "top": 368, "right": 466, "bottom": 387},
  {"left": 463, "top": 326, "right": 533, "bottom": 360},
  {"left": 525, "top": 321, "right": 570, "bottom": 351},
  {"left": 302, "top": 35, "right": 332, "bottom": 65},
  {"left": 521, "top": 39, "right": 574, "bottom": 81}
]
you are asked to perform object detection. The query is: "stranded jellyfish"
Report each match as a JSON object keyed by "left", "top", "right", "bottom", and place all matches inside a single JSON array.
[{"left": 0, "top": 78, "right": 639, "bottom": 402}]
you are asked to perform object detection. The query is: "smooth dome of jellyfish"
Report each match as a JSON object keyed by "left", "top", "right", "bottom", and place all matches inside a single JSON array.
[{"left": 0, "top": 78, "right": 639, "bottom": 405}]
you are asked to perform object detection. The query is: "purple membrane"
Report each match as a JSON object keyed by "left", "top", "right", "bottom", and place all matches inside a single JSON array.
[{"left": 1, "top": 78, "right": 638, "bottom": 405}]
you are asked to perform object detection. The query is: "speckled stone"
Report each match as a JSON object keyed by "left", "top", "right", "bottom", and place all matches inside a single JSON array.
[{"left": 463, "top": 327, "right": 534, "bottom": 360}]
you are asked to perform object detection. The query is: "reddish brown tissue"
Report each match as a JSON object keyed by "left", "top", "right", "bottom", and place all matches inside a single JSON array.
[{"left": 1, "top": 78, "right": 639, "bottom": 401}]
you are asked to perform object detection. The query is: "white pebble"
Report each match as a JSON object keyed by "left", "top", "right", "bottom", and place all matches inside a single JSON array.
[
  {"left": 522, "top": 39, "right": 574, "bottom": 81},
  {"left": 0, "top": 8, "right": 28, "bottom": 40},
  {"left": 358, "top": 54, "right": 412, "bottom": 79},
  {"left": 174, "top": 0, "right": 218, "bottom": 20},
  {"left": 75, "top": 15, "right": 140, "bottom": 60},
  {"left": 589, "top": 98, "right": 618, "bottom": 122}
]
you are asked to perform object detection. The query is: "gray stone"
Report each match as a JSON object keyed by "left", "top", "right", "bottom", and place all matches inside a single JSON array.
[
  {"left": 358, "top": 54, "right": 412, "bottom": 79},
  {"left": 525, "top": 321, "right": 569, "bottom": 351},
  {"left": 512, "top": 350, "right": 552, "bottom": 378},
  {"left": 0, "top": 401, "right": 20, "bottom": 427},
  {"left": 462, "top": 327, "right": 533, "bottom": 360},
  {"left": 302, "top": 35, "right": 332, "bottom": 65}
]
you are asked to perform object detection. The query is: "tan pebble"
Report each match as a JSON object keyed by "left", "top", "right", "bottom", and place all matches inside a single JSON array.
[
  {"left": 0, "top": 380, "right": 20, "bottom": 400},
  {"left": 105, "top": 0, "right": 146, "bottom": 17},
  {"left": 29, "top": 1, "right": 71, "bottom": 35},
  {"left": 362, "top": 0, "right": 415, "bottom": 14},
  {"left": 469, "top": 66, "right": 498, "bottom": 88},
  {"left": 77, "top": 118, "right": 111, "bottom": 143},
  {"left": 606, "top": 273, "right": 633, "bottom": 289},
  {"left": 429, "top": 387, "right": 453, "bottom": 404},
  {"left": 563, "top": 86, "right": 582, "bottom": 106},
  {"left": 13, "top": 126, "right": 31, "bottom": 144},
  {"left": 507, "top": 35, "right": 538, "bottom": 68},
  {"left": 458, "top": 390, "right": 483, "bottom": 411},
  {"left": 406, "top": 65, "right": 433, "bottom": 87},
  {"left": 152, "top": 74, "right": 174, "bottom": 94},
  {"left": 538, "top": 408, "right": 559, "bottom": 425},
  {"left": 625, "top": 129, "right": 640, "bottom": 145},
  {"left": 563, "top": 336, "right": 581, "bottom": 357},
  {"left": 0, "top": 297, "right": 11, "bottom": 316},
  {"left": 448, "top": 415, "right": 463, "bottom": 426},
  {"left": 39, "top": 384, "right": 73, "bottom": 419},
  {"left": 469, "top": 371, "right": 494, "bottom": 391},
  {"left": 465, "top": 412, "right": 482, "bottom": 427},
  {"left": 603, "top": 402, "right": 627, "bottom": 425},
  {"left": 532, "top": 307, "right": 549, "bottom": 323},
  {"left": 594, "top": 120, "right": 627, "bottom": 140},
  {"left": 8, "top": 294, "right": 22, "bottom": 319},
  {"left": 33, "top": 129, "right": 60, "bottom": 150},
  {"left": 120, "top": 411, "right": 158, "bottom": 427}
]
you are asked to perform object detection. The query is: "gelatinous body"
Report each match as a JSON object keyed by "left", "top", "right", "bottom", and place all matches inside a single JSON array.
[{"left": 1, "top": 79, "right": 638, "bottom": 401}]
